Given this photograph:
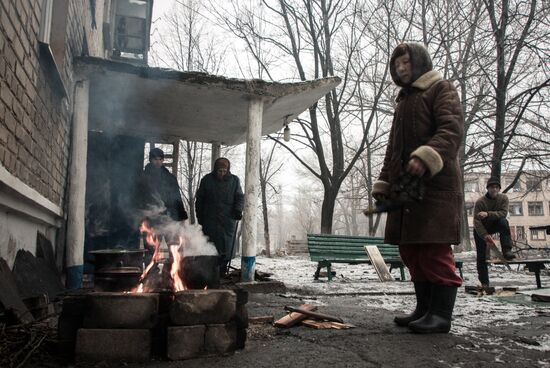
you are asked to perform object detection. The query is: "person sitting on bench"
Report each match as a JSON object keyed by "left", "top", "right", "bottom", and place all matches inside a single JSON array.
[{"left": 473, "top": 176, "right": 515, "bottom": 289}]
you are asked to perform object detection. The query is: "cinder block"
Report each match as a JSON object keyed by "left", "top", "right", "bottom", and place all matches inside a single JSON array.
[
  {"left": 83, "top": 292, "right": 158, "bottom": 329},
  {"left": 234, "top": 288, "right": 249, "bottom": 305},
  {"left": 236, "top": 328, "right": 247, "bottom": 350},
  {"left": 170, "top": 290, "right": 236, "bottom": 326},
  {"left": 75, "top": 328, "right": 151, "bottom": 362},
  {"left": 204, "top": 322, "right": 237, "bottom": 355},
  {"left": 234, "top": 304, "right": 248, "bottom": 329},
  {"left": 166, "top": 325, "right": 205, "bottom": 360}
]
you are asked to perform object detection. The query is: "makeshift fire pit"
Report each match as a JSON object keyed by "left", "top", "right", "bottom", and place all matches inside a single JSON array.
[
  {"left": 61, "top": 222, "right": 245, "bottom": 362},
  {"left": 66, "top": 288, "right": 247, "bottom": 362}
]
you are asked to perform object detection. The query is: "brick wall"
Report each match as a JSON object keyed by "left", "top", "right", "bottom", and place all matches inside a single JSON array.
[{"left": 0, "top": 0, "right": 106, "bottom": 206}]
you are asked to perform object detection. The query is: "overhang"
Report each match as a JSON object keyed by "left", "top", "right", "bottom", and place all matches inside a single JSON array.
[{"left": 75, "top": 57, "right": 341, "bottom": 145}]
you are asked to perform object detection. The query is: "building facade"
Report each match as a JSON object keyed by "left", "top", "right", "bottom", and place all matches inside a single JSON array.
[
  {"left": 0, "top": 0, "right": 152, "bottom": 275},
  {"left": 464, "top": 171, "right": 550, "bottom": 247}
]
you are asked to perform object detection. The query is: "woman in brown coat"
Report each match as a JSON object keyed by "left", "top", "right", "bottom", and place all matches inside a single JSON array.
[{"left": 372, "top": 43, "right": 464, "bottom": 334}]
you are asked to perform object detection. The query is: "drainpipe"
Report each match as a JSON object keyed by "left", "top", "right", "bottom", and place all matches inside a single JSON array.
[
  {"left": 211, "top": 142, "right": 221, "bottom": 169},
  {"left": 65, "top": 80, "right": 89, "bottom": 289},
  {"left": 241, "top": 97, "right": 263, "bottom": 282}
]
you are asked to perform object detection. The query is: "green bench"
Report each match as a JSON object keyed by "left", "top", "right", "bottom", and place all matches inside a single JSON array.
[{"left": 307, "top": 233, "right": 464, "bottom": 281}]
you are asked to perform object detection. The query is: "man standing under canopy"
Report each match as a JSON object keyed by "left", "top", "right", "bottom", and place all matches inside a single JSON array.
[
  {"left": 137, "top": 148, "right": 188, "bottom": 246},
  {"left": 196, "top": 157, "right": 244, "bottom": 276}
]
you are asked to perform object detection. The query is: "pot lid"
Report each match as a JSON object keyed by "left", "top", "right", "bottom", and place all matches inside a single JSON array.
[{"left": 89, "top": 249, "right": 148, "bottom": 254}]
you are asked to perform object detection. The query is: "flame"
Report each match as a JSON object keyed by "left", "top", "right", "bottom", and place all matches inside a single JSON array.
[
  {"left": 139, "top": 220, "right": 161, "bottom": 288},
  {"left": 169, "top": 236, "right": 187, "bottom": 292}
]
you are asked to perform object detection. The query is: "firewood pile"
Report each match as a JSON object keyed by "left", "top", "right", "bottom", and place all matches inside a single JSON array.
[
  {"left": 274, "top": 304, "right": 355, "bottom": 330},
  {"left": 0, "top": 319, "right": 62, "bottom": 368}
]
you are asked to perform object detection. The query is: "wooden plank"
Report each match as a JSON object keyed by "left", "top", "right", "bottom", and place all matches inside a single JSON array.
[
  {"left": 249, "top": 316, "right": 274, "bottom": 324},
  {"left": 284, "top": 306, "right": 344, "bottom": 323},
  {"left": 365, "top": 246, "right": 394, "bottom": 282},
  {"left": 274, "top": 304, "right": 317, "bottom": 328},
  {"left": 301, "top": 319, "right": 355, "bottom": 329}
]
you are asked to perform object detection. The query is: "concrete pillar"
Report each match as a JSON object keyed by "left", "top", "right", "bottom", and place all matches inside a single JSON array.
[
  {"left": 65, "top": 80, "right": 89, "bottom": 289},
  {"left": 211, "top": 142, "right": 221, "bottom": 169},
  {"left": 241, "top": 97, "right": 263, "bottom": 282}
]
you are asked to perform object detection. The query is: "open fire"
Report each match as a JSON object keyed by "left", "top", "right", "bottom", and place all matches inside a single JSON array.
[
  {"left": 62, "top": 220, "right": 246, "bottom": 363},
  {"left": 137, "top": 218, "right": 188, "bottom": 293}
]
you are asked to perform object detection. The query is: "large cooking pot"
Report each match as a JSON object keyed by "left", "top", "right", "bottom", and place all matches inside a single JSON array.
[
  {"left": 179, "top": 256, "right": 220, "bottom": 289},
  {"left": 93, "top": 267, "right": 142, "bottom": 292},
  {"left": 88, "top": 248, "right": 148, "bottom": 270}
]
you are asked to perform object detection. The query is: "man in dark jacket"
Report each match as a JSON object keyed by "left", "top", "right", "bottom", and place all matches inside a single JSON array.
[
  {"left": 195, "top": 157, "right": 244, "bottom": 276},
  {"left": 474, "top": 176, "right": 514, "bottom": 289},
  {"left": 139, "top": 148, "right": 188, "bottom": 226},
  {"left": 372, "top": 43, "right": 463, "bottom": 334}
]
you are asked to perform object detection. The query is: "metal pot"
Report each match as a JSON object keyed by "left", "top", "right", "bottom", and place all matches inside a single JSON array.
[
  {"left": 179, "top": 256, "right": 220, "bottom": 289},
  {"left": 93, "top": 267, "right": 142, "bottom": 292},
  {"left": 89, "top": 248, "right": 148, "bottom": 270}
]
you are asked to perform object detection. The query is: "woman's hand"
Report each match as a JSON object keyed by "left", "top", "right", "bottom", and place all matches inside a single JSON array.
[{"left": 406, "top": 157, "right": 427, "bottom": 177}]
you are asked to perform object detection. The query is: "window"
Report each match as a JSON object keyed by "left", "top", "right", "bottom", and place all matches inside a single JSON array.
[
  {"left": 528, "top": 202, "right": 544, "bottom": 216},
  {"left": 112, "top": 0, "right": 152, "bottom": 62},
  {"left": 530, "top": 229, "right": 546, "bottom": 241},
  {"left": 464, "top": 181, "right": 478, "bottom": 192},
  {"left": 526, "top": 177, "right": 542, "bottom": 192},
  {"left": 509, "top": 202, "right": 523, "bottom": 216},
  {"left": 38, "top": 0, "right": 69, "bottom": 96},
  {"left": 510, "top": 179, "right": 522, "bottom": 192},
  {"left": 465, "top": 202, "right": 474, "bottom": 216},
  {"left": 515, "top": 226, "right": 525, "bottom": 241}
]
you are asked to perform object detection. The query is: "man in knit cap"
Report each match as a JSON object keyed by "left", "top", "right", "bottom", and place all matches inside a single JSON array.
[{"left": 473, "top": 176, "right": 515, "bottom": 289}]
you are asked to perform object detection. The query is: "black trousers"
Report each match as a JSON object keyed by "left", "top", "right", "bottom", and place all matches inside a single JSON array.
[{"left": 474, "top": 218, "right": 512, "bottom": 285}]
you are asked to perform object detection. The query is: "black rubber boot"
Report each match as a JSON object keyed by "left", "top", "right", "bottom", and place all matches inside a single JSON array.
[
  {"left": 394, "top": 282, "right": 431, "bottom": 327},
  {"left": 408, "top": 284, "right": 457, "bottom": 334}
]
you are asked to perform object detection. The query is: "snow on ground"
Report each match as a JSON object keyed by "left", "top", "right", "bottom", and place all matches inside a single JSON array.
[{"left": 254, "top": 252, "right": 550, "bottom": 351}]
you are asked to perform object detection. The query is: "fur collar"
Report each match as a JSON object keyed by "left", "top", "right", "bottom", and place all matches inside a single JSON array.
[{"left": 411, "top": 71, "right": 443, "bottom": 90}]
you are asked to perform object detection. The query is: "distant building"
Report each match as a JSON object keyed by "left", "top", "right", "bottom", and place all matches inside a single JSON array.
[{"left": 464, "top": 171, "right": 550, "bottom": 247}]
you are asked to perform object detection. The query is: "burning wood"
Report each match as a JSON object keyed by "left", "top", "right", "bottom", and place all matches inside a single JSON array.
[{"left": 138, "top": 219, "right": 187, "bottom": 293}]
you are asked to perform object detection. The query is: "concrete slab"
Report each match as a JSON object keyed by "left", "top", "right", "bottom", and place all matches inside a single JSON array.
[
  {"left": 170, "top": 290, "right": 236, "bottom": 326},
  {"left": 166, "top": 325, "right": 205, "bottom": 360},
  {"left": 204, "top": 322, "right": 237, "bottom": 355},
  {"left": 83, "top": 292, "right": 159, "bottom": 329},
  {"left": 235, "top": 281, "right": 286, "bottom": 294},
  {"left": 75, "top": 328, "right": 151, "bottom": 362}
]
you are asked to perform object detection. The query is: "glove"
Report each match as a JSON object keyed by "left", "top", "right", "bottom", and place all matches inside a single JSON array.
[{"left": 233, "top": 210, "right": 243, "bottom": 220}]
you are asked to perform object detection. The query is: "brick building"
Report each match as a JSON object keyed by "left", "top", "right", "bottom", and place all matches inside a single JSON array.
[
  {"left": 1, "top": 1, "right": 340, "bottom": 286},
  {"left": 464, "top": 171, "right": 550, "bottom": 248},
  {"left": 0, "top": 1, "right": 116, "bottom": 273}
]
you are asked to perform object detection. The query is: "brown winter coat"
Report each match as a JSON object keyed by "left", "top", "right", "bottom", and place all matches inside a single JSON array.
[{"left": 372, "top": 70, "right": 464, "bottom": 245}]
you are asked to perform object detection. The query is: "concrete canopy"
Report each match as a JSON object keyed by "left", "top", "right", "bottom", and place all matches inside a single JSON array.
[{"left": 75, "top": 57, "right": 341, "bottom": 145}]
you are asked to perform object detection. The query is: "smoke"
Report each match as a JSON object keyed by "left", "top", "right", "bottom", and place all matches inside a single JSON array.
[{"left": 140, "top": 204, "right": 218, "bottom": 257}]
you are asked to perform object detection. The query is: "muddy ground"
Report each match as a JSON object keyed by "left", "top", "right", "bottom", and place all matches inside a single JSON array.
[{"left": 118, "top": 254, "right": 550, "bottom": 368}]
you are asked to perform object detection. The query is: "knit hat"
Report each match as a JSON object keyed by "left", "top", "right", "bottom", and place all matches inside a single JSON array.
[
  {"left": 390, "top": 43, "right": 433, "bottom": 87},
  {"left": 486, "top": 176, "right": 501, "bottom": 189},
  {"left": 149, "top": 147, "right": 164, "bottom": 161}
]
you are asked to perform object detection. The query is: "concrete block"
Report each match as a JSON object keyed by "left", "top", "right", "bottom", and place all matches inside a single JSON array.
[
  {"left": 166, "top": 325, "right": 205, "bottom": 360},
  {"left": 235, "top": 281, "right": 286, "bottom": 294},
  {"left": 236, "top": 328, "right": 247, "bottom": 350},
  {"left": 170, "top": 290, "right": 236, "bottom": 326},
  {"left": 234, "top": 288, "right": 249, "bottom": 305},
  {"left": 204, "top": 322, "right": 237, "bottom": 355},
  {"left": 83, "top": 292, "right": 158, "bottom": 329},
  {"left": 75, "top": 328, "right": 151, "bottom": 362},
  {"left": 234, "top": 303, "right": 248, "bottom": 329}
]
